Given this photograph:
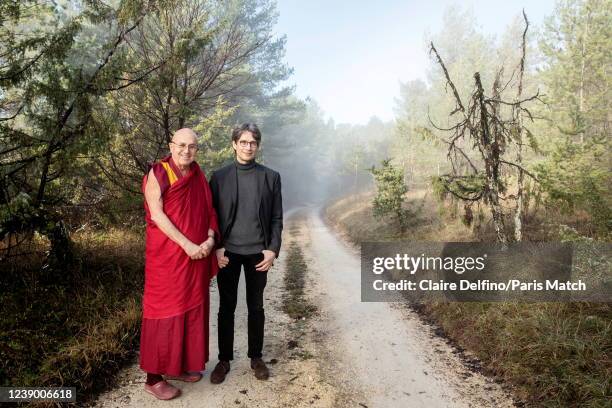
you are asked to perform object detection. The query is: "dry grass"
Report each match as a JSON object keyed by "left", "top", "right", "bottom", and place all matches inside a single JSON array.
[
  {"left": 282, "top": 241, "right": 318, "bottom": 321},
  {"left": 281, "top": 225, "right": 319, "bottom": 363},
  {"left": 417, "top": 301, "right": 611, "bottom": 407},
  {"left": 326, "top": 188, "right": 476, "bottom": 242},
  {"left": 1, "top": 228, "right": 145, "bottom": 405}
]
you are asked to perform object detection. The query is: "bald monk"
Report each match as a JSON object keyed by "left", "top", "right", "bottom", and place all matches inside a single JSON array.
[{"left": 139, "top": 128, "right": 219, "bottom": 400}]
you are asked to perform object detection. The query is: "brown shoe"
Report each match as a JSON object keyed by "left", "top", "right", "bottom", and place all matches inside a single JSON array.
[
  {"left": 250, "top": 358, "right": 269, "bottom": 380},
  {"left": 210, "top": 360, "right": 230, "bottom": 384},
  {"left": 144, "top": 380, "right": 181, "bottom": 400}
]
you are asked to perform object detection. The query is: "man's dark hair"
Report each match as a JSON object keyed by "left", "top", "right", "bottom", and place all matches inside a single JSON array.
[{"left": 232, "top": 123, "right": 261, "bottom": 145}]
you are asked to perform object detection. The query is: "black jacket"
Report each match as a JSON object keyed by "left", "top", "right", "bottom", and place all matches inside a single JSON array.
[{"left": 209, "top": 162, "right": 283, "bottom": 256}]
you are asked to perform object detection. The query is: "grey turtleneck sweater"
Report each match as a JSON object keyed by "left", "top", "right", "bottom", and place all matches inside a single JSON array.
[{"left": 224, "top": 160, "right": 265, "bottom": 255}]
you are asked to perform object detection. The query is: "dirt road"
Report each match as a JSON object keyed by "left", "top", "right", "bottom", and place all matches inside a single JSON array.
[{"left": 93, "top": 207, "right": 516, "bottom": 407}]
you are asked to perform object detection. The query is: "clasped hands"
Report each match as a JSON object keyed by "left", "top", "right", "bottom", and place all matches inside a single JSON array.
[{"left": 184, "top": 238, "right": 214, "bottom": 260}]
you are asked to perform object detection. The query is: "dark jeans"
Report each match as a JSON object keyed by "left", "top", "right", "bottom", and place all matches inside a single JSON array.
[{"left": 217, "top": 250, "right": 267, "bottom": 361}]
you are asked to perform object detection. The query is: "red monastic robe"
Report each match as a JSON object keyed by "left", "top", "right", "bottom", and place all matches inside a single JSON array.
[{"left": 139, "top": 156, "right": 219, "bottom": 375}]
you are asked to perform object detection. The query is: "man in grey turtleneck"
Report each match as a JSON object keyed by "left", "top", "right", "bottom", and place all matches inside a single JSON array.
[
  {"left": 223, "top": 159, "right": 265, "bottom": 255},
  {"left": 208, "top": 123, "right": 283, "bottom": 384}
]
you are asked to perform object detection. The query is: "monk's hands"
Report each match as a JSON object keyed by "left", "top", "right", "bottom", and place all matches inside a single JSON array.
[
  {"left": 255, "top": 249, "right": 276, "bottom": 272},
  {"left": 184, "top": 241, "right": 206, "bottom": 260},
  {"left": 199, "top": 237, "right": 214, "bottom": 258},
  {"left": 216, "top": 248, "right": 229, "bottom": 269}
]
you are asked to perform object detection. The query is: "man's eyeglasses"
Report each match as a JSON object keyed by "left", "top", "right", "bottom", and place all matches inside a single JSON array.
[
  {"left": 171, "top": 141, "right": 199, "bottom": 152},
  {"left": 238, "top": 140, "right": 258, "bottom": 148}
]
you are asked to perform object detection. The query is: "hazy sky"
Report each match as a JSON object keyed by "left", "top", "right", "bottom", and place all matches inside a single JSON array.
[{"left": 274, "top": 0, "right": 558, "bottom": 125}]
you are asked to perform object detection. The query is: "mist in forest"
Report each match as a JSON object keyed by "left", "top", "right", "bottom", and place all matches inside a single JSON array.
[
  {"left": 1, "top": 0, "right": 609, "bottom": 240},
  {"left": 265, "top": 1, "right": 610, "bottom": 240}
]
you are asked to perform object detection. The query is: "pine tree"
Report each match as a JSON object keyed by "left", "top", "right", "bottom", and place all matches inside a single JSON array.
[
  {"left": 370, "top": 159, "right": 410, "bottom": 233},
  {"left": 0, "top": 0, "right": 161, "bottom": 265},
  {"left": 536, "top": 0, "right": 611, "bottom": 237}
]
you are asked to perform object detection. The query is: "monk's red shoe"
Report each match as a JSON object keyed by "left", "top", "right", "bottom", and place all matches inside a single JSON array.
[
  {"left": 144, "top": 380, "right": 181, "bottom": 400},
  {"left": 165, "top": 372, "right": 203, "bottom": 382}
]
